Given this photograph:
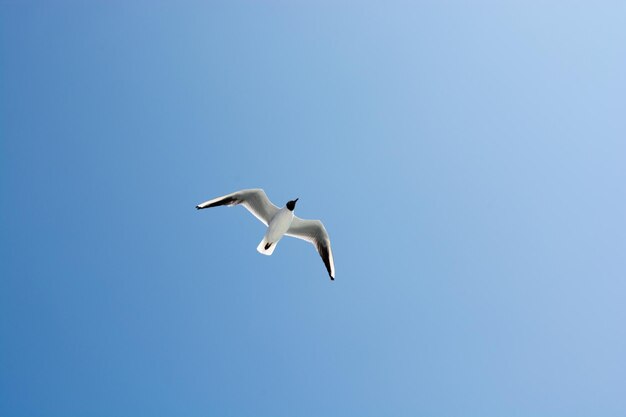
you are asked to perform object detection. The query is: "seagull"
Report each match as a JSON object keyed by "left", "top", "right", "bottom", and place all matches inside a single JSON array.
[{"left": 196, "top": 189, "right": 335, "bottom": 280}]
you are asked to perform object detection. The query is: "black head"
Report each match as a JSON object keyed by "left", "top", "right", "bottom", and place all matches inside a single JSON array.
[{"left": 286, "top": 198, "right": 299, "bottom": 211}]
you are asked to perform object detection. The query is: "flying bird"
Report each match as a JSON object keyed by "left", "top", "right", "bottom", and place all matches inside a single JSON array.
[{"left": 196, "top": 189, "right": 335, "bottom": 280}]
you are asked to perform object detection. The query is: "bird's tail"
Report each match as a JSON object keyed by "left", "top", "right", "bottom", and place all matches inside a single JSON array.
[{"left": 257, "top": 237, "right": 277, "bottom": 256}]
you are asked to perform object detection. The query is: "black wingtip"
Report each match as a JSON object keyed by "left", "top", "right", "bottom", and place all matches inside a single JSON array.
[
  {"left": 330, "top": 275, "right": 334, "bottom": 281},
  {"left": 196, "top": 205, "right": 202, "bottom": 210}
]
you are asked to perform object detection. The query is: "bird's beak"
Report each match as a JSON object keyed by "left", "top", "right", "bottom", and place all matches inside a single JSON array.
[{"left": 294, "top": 198, "right": 299, "bottom": 203}]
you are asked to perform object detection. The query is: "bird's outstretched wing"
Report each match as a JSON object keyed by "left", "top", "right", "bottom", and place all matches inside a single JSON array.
[
  {"left": 286, "top": 217, "right": 335, "bottom": 280},
  {"left": 196, "top": 189, "right": 280, "bottom": 226}
]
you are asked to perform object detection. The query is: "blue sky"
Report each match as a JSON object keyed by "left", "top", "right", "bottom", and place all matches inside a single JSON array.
[{"left": 1, "top": 1, "right": 625, "bottom": 416}]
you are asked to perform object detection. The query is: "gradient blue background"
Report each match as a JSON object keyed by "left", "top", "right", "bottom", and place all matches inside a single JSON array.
[{"left": 1, "top": 2, "right": 625, "bottom": 416}]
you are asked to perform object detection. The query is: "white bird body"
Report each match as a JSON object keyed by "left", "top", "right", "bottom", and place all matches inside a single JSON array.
[
  {"left": 196, "top": 188, "right": 335, "bottom": 280},
  {"left": 257, "top": 207, "right": 294, "bottom": 256}
]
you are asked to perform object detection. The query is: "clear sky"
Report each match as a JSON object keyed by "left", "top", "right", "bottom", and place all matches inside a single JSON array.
[{"left": 1, "top": 1, "right": 625, "bottom": 416}]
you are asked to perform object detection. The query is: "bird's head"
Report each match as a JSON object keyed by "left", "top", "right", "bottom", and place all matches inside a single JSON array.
[{"left": 286, "top": 198, "right": 299, "bottom": 211}]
